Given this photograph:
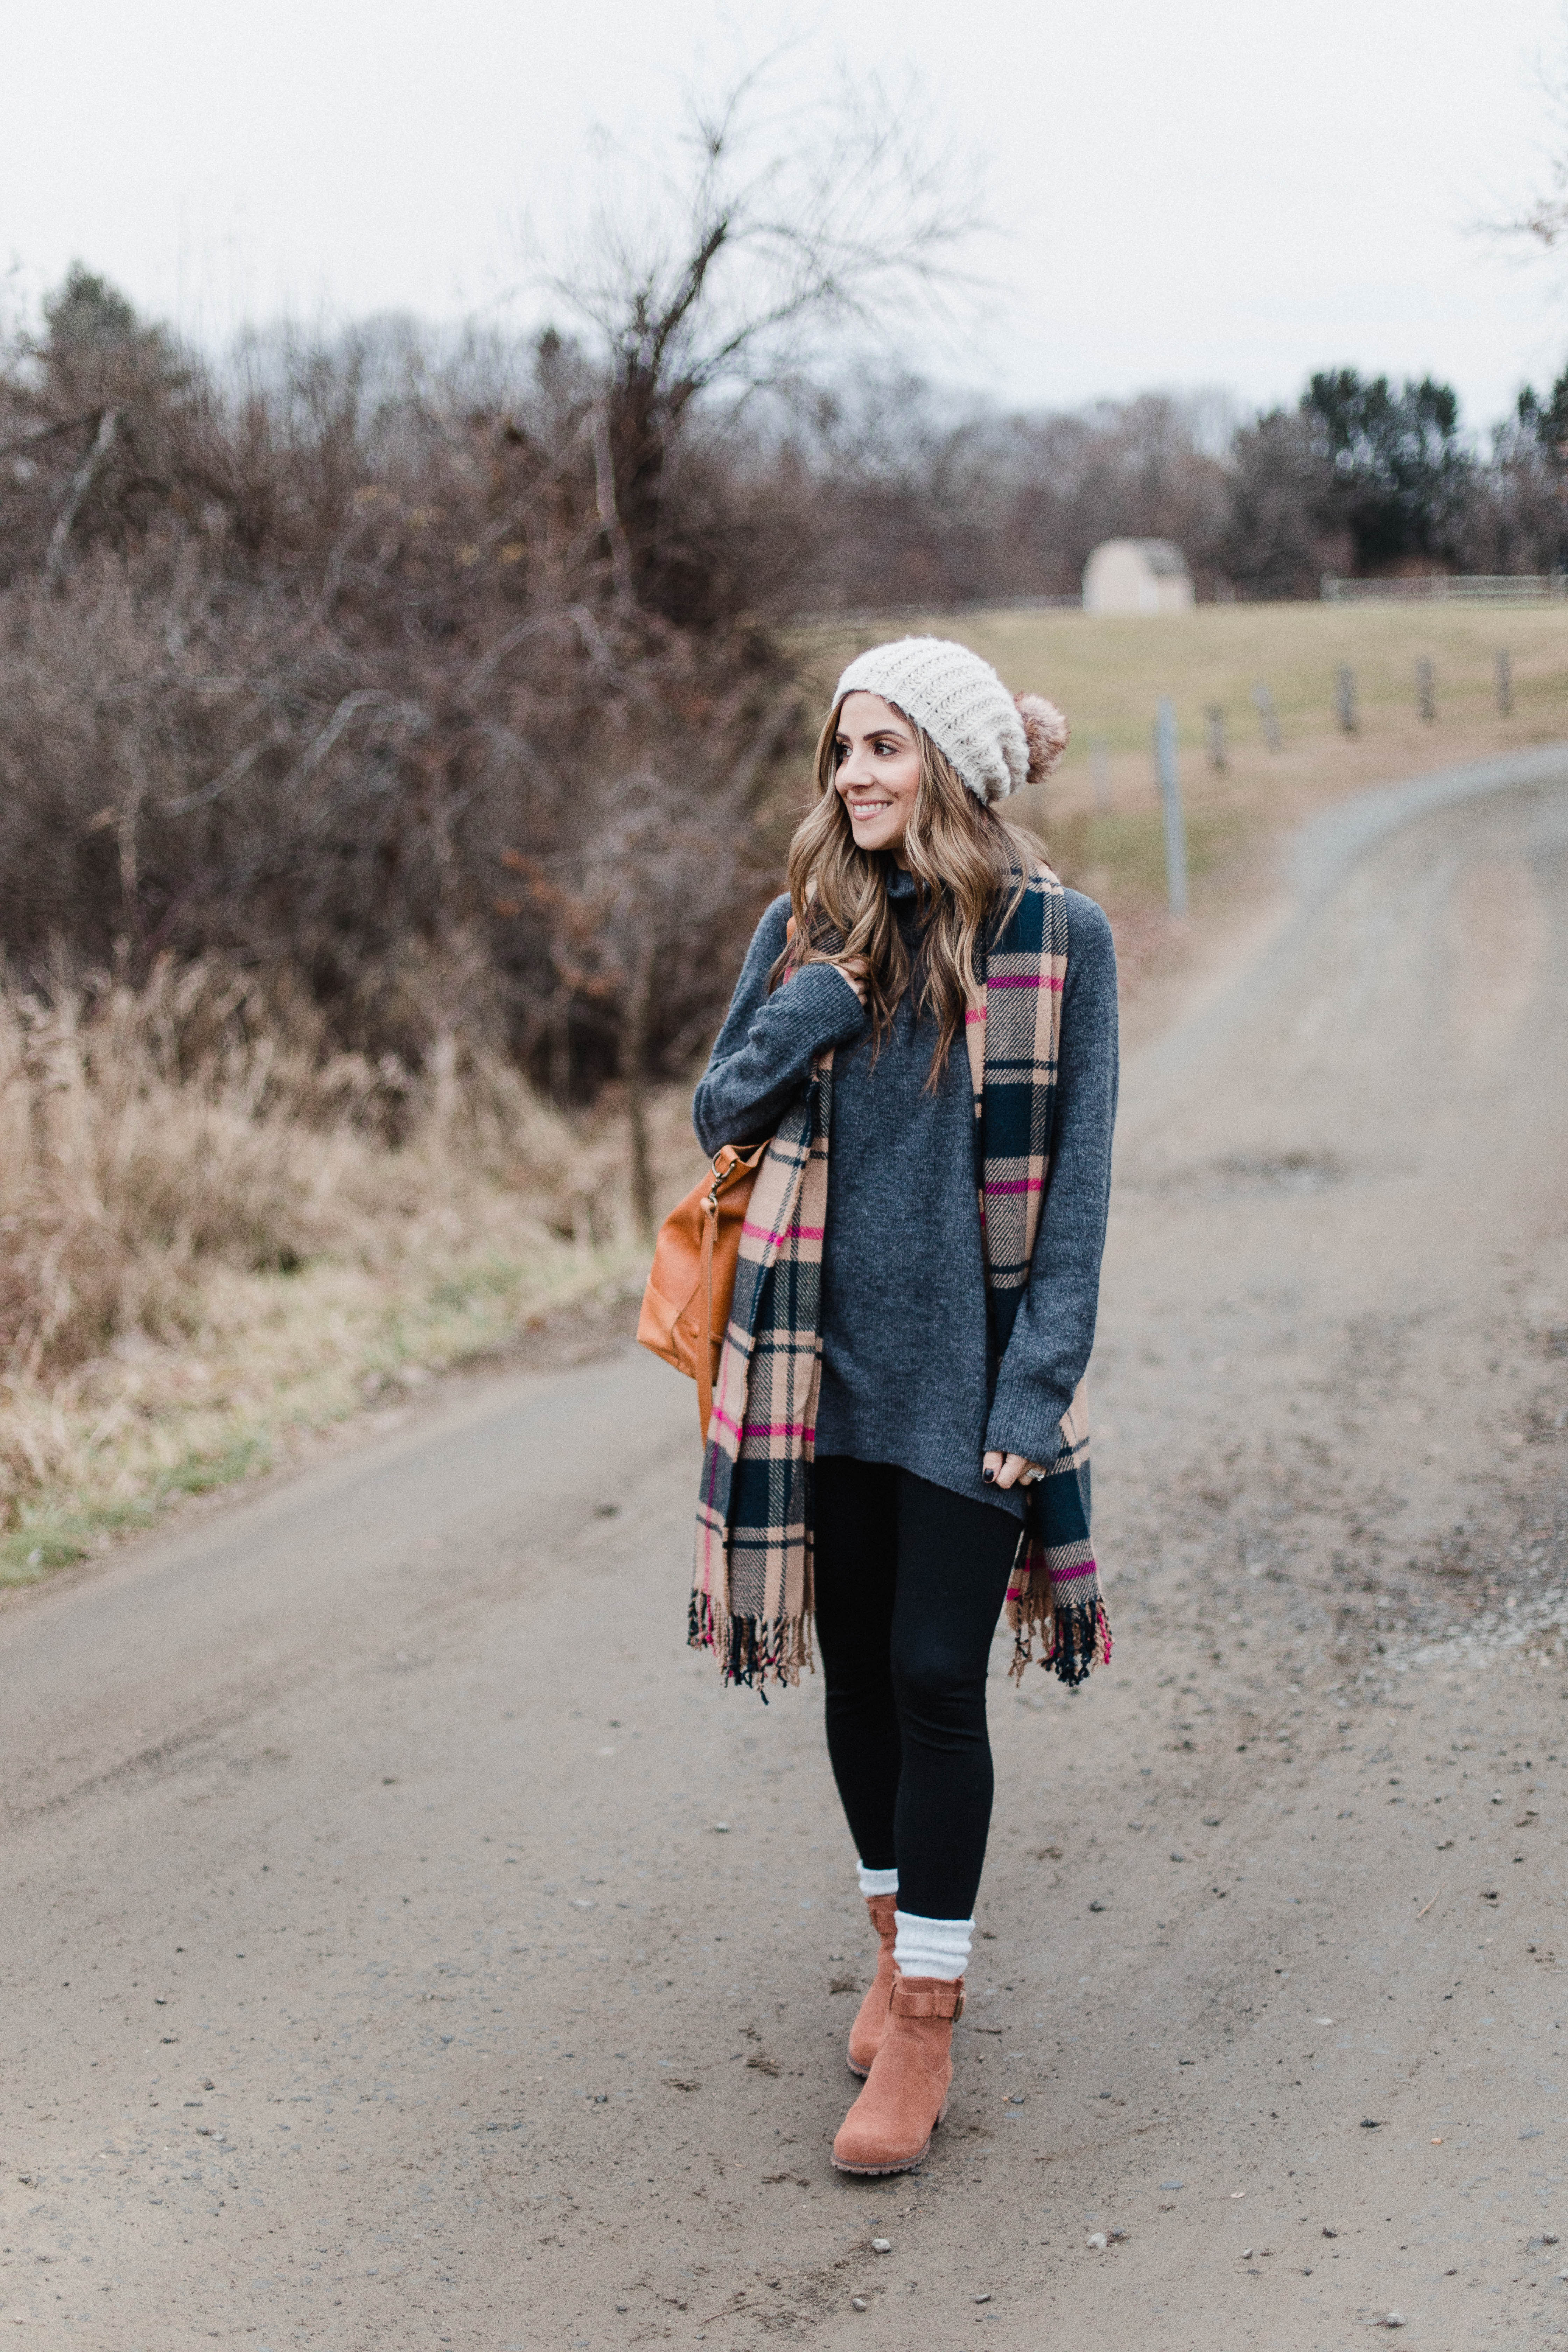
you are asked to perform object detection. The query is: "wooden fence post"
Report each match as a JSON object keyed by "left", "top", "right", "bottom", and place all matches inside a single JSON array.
[
  {"left": 1091, "top": 735, "right": 1112, "bottom": 812},
  {"left": 1205, "top": 705, "right": 1226, "bottom": 771},
  {"left": 1335, "top": 664, "right": 1357, "bottom": 734},
  {"left": 1496, "top": 649, "right": 1513, "bottom": 715},
  {"left": 1416, "top": 657, "right": 1435, "bottom": 721},
  {"left": 1251, "top": 681, "right": 1282, "bottom": 751},
  {"left": 1154, "top": 698, "right": 1188, "bottom": 918}
]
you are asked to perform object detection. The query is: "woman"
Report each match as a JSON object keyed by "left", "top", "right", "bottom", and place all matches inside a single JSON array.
[{"left": 690, "top": 635, "right": 1117, "bottom": 2175}]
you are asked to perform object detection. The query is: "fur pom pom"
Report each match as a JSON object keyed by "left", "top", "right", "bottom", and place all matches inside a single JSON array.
[{"left": 1015, "top": 693, "right": 1069, "bottom": 785}]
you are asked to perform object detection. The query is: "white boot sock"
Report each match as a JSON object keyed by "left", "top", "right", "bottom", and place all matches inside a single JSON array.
[
  {"left": 892, "top": 1910, "right": 973, "bottom": 1980},
  {"left": 856, "top": 1860, "right": 899, "bottom": 1899}
]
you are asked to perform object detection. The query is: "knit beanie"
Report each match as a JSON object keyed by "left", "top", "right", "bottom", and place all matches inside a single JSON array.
[{"left": 832, "top": 635, "right": 1068, "bottom": 805}]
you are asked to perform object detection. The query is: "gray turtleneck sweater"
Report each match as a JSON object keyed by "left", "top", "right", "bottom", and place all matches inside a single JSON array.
[{"left": 692, "top": 868, "right": 1118, "bottom": 1520}]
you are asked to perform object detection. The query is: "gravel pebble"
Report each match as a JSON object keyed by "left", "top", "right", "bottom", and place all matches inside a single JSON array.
[
  {"left": 1086, "top": 2232, "right": 1108, "bottom": 2252},
  {"left": 870, "top": 2238, "right": 891, "bottom": 2253}
]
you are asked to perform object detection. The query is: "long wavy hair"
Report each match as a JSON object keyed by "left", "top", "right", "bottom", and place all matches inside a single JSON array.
[{"left": 771, "top": 697, "right": 1048, "bottom": 1087}]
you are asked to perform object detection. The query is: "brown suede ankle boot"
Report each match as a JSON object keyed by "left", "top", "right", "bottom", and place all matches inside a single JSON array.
[
  {"left": 831, "top": 1975, "right": 963, "bottom": 2175},
  {"left": 846, "top": 1895, "right": 899, "bottom": 2078}
]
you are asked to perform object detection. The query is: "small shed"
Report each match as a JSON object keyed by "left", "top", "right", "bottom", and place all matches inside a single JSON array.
[{"left": 1083, "top": 539, "right": 1195, "bottom": 616}]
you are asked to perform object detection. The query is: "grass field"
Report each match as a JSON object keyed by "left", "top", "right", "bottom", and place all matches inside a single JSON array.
[
  {"left": 800, "top": 598, "right": 1568, "bottom": 762},
  {"left": 797, "top": 599, "right": 1568, "bottom": 957}
]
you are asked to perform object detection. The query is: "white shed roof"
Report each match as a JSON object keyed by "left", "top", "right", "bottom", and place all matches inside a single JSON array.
[{"left": 1126, "top": 540, "right": 1191, "bottom": 578}]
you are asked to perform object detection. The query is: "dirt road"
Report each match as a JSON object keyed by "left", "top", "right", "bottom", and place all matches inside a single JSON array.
[{"left": 3, "top": 751, "right": 1567, "bottom": 2352}]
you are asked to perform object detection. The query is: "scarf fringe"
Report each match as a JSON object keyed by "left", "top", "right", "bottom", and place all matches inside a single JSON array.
[
  {"left": 1009, "top": 1591, "right": 1113, "bottom": 1688},
  {"left": 688, "top": 1590, "right": 813, "bottom": 1697}
]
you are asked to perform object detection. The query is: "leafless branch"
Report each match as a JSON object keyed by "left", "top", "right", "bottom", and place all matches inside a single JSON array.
[
  {"left": 45, "top": 406, "right": 120, "bottom": 585},
  {"left": 465, "top": 605, "right": 620, "bottom": 693},
  {"left": 162, "top": 723, "right": 287, "bottom": 818},
  {"left": 0, "top": 412, "right": 100, "bottom": 460},
  {"left": 589, "top": 404, "right": 637, "bottom": 604},
  {"left": 545, "top": 65, "right": 986, "bottom": 403}
]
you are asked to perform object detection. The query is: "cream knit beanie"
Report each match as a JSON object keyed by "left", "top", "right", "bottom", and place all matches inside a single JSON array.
[{"left": 832, "top": 635, "right": 1068, "bottom": 805}]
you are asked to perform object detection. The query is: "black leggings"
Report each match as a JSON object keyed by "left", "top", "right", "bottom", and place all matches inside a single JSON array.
[{"left": 812, "top": 1456, "right": 1021, "bottom": 1921}]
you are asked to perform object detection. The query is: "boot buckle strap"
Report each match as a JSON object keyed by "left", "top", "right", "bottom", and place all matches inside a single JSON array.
[{"left": 890, "top": 1979, "right": 965, "bottom": 2021}]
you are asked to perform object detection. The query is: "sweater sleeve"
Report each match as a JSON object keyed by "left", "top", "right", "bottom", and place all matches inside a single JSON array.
[
  {"left": 984, "top": 891, "right": 1119, "bottom": 1466},
  {"left": 692, "top": 894, "right": 868, "bottom": 1156}
]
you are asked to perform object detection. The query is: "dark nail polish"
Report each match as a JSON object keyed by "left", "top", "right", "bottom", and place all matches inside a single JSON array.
[{"left": 982, "top": 1467, "right": 995, "bottom": 1484}]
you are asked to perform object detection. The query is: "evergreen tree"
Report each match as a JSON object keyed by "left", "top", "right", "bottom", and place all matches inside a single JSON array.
[{"left": 1302, "top": 370, "right": 1471, "bottom": 572}]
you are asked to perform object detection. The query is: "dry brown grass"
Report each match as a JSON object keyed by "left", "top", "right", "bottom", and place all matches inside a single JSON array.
[{"left": 0, "top": 961, "right": 704, "bottom": 1584}]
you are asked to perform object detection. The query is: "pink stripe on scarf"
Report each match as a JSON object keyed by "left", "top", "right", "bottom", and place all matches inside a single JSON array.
[
  {"left": 709, "top": 1404, "right": 816, "bottom": 1448},
  {"left": 1048, "top": 1559, "right": 1100, "bottom": 1587},
  {"left": 741, "top": 1216, "right": 823, "bottom": 1244},
  {"left": 985, "top": 1176, "right": 1044, "bottom": 1196},
  {"left": 986, "top": 972, "right": 1063, "bottom": 990}
]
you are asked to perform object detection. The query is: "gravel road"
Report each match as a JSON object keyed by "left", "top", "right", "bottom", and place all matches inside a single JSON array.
[{"left": 4, "top": 753, "right": 1567, "bottom": 2352}]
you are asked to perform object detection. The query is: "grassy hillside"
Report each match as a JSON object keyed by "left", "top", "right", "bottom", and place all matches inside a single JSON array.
[{"left": 797, "top": 600, "right": 1568, "bottom": 938}]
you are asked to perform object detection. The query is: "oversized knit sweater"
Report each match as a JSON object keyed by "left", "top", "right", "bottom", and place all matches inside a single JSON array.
[{"left": 692, "top": 866, "right": 1119, "bottom": 1521}]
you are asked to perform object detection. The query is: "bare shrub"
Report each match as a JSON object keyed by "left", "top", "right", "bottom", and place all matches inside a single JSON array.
[{"left": 0, "top": 954, "right": 621, "bottom": 1381}]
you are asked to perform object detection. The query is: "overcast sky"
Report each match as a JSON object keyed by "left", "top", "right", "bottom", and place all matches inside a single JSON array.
[{"left": 7, "top": 0, "right": 1568, "bottom": 432}]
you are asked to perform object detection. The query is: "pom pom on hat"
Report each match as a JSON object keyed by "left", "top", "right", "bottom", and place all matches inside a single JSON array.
[
  {"left": 1016, "top": 693, "right": 1069, "bottom": 784},
  {"left": 833, "top": 634, "right": 1070, "bottom": 805}
]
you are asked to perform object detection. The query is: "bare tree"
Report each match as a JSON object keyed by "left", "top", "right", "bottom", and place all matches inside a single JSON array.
[{"left": 538, "top": 66, "right": 985, "bottom": 624}]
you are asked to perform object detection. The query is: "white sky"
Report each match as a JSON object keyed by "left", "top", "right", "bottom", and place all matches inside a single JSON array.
[{"left": 7, "top": 0, "right": 1568, "bottom": 432}]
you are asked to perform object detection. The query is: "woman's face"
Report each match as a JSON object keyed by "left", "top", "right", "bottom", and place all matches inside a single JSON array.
[{"left": 834, "top": 693, "right": 922, "bottom": 860}]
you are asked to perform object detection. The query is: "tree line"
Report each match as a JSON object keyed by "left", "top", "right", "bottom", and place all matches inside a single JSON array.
[{"left": 792, "top": 363, "right": 1568, "bottom": 612}]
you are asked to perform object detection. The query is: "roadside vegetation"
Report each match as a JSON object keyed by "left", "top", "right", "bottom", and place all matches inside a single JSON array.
[{"left": 0, "top": 954, "right": 705, "bottom": 1579}]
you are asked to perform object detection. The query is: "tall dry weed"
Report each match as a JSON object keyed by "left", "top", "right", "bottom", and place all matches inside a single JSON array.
[
  {"left": 0, "top": 957, "right": 621, "bottom": 1384},
  {"left": 0, "top": 952, "right": 701, "bottom": 1564}
]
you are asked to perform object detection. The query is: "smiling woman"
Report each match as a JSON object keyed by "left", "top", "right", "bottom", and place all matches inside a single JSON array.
[
  {"left": 686, "top": 633, "right": 1119, "bottom": 2178},
  {"left": 834, "top": 695, "right": 923, "bottom": 858}
]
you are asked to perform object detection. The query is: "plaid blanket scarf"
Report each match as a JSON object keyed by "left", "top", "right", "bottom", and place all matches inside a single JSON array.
[{"left": 690, "top": 855, "right": 1111, "bottom": 1694}]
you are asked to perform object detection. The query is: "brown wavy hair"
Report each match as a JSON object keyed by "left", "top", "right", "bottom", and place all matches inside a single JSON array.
[{"left": 771, "top": 697, "right": 1047, "bottom": 1087}]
